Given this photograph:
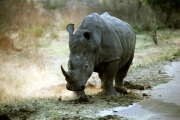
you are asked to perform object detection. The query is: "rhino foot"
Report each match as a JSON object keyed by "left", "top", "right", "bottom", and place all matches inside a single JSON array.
[
  {"left": 74, "top": 95, "right": 94, "bottom": 104},
  {"left": 78, "top": 95, "right": 90, "bottom": 102},
  {"left": 99, "top": 88, "right": 117, "bottom": 96},
  {"left": 74, "top": 91, "right": 92, "bottom": 103},
  {"left": 114, "top": 86, "right": 131, "bottom": 94}
]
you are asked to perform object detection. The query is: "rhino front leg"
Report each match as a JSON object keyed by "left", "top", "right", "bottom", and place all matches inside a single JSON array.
[
  {"left": 74, "top": 90, "right": 89, "bottom": 102},
  {"left": 99, "top": 60, "right": 119, "bottom": 96}
]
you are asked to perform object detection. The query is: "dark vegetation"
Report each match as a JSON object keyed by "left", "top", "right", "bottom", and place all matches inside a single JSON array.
[
  {"left": 43, "top": 0, "right": 180, "bottom": 31},
  {"left": 0, "top": 0, "right": 179, "bottom": 50},
  {"left": 146, "top": 0, "right": 180, "bottom": 28},
  {"left": 0, "top": 0, "right": 54, "bottom": 51}
]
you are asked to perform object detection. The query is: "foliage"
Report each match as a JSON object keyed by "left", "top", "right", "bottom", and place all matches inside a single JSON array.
[
  {"left": 41, "top": 0, "right": 180, "bottom": 32},
  {"left": 43, "top": 2, "right": 58, "bottom": 10},
  {"left": 146, "top": 0, "right": 180, "bottom": 27},
  {"left": 50, "top": 32, "right": 59, "bottom": 39},
  {"left": 0, "top": 0, "right": 54, "bottom": 51},
  {"left": 24, "top": 26, "right": 45, "bottom": 38},
  {"left": 132, "top": 24, "right": 142, "bottom": 34},
  {"left": 0, "top": 0, "right": 53, "bottom": 35},
  {"left": 0, "top": 0, "right": 26, "bottom": 35},
  {"left": 173, "top": 49, "right": 180, "bottom": 57},
  {"left": 38, "top": 38, "right": 50, "bottom": 47},
  {"left": 146, "top": 0, "right": 180, "bottom": 13},
  {"left": 133, "top": 31, "right": 180, "bottom": 70}
]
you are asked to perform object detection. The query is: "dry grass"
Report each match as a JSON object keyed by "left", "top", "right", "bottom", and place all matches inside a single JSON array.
[
  {"left": 0, "top": 28, "right": 179, "bottom": 104},
  {"left": 59, "top": 14, "right": 83, "bottom": 30},
  {"left": 0, "top": 53, "right": 59, "bottom": 104},
  {"left": 132, "top": 30, "right": 180, "bottom": 70},
  {"left": 0, "top": 58, "right": 101, "bottom": 104},
  {"left": 0, "top": 31, "right": 100, "bottom": 104}
]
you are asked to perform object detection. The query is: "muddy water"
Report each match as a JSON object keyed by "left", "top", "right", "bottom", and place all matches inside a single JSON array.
[{"left": 98, "top": 62, "right": 180, "bottom": 120}]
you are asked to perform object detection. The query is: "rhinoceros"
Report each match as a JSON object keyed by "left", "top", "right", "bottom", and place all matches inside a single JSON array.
[{"left": 61, "top": 12, "right": 136, "bottom": 100}]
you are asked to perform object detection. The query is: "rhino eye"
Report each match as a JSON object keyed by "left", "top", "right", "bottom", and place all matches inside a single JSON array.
[
  {"left": 68, "top": 64, "right": 71, "bottom": 69},
  {"left": 68, "top": 61, "right": 74, "bottom": 70},
  {"left": 83, "top": 32, "right": 91, "bottom": 41},
  {"left": 85, "top": 65, "right": 88, "bottom": 69},
  {"left": 70, "top": 65, "right": 74, "bottom": 70}
]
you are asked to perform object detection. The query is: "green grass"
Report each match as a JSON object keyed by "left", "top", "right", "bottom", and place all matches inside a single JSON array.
[
  {"left": 173, "top": 49, "right": 180, "bottom": 57},
  {"left": 49, "top": 44, "right": 69, "bottom": 55},
  {"left": 22, "top": 25, "right": 45, "bottom": 38},
  {"left": 40, "top": 42, "right": 69, "bottom": 55},
  {"left": 132, "top": 30, "right": 180, "bottom": 70},
  {"left": 50, "top": 32, "right": 59, "bottom": 39},
  {"left": 38, "top": 38, "right": 51, "bottom": 47},
  {"left": 135, "top": 34, "right": 153, "bottom": 51}
]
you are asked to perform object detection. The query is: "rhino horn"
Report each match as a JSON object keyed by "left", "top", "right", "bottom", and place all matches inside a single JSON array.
[
  {"left": 61, "top": 65, "right": 69, "bottom": 78},
  {"left": 61, "top": 65, "right": 73, "bottom": 83}
]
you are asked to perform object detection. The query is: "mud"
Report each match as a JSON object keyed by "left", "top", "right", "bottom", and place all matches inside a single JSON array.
[
  {"left": 0, "top": 57, "right": 178, "bottom": 120},
  {"left": 98, "top": 61, "right": 180, "bottom": 120}
]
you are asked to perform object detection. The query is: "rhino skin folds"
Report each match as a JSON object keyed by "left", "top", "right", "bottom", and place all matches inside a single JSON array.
[{"left": 61, "top": 12, "right": 136, "bottom": 97}]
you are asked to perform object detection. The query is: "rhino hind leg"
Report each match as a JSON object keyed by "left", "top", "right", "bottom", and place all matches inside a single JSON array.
[{"left": 115, "top": 54, "right": 134, "bottom": 93}]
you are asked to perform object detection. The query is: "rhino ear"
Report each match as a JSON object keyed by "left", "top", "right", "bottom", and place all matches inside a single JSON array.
[
  {"left": 66, "top": 24, "right": 74, "bottom": 37},
  {"left": 83, "top": 31, "right": 92, "bottom": 41}
]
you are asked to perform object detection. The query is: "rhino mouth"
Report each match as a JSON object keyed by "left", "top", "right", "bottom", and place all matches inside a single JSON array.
[{"left": 66, "top": 84, "right": 86, "bottom": 91}]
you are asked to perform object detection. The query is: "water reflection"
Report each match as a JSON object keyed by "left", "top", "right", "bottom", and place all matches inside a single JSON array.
[{"left": 98, "top": 62, "right": 180, "bottom": 120}]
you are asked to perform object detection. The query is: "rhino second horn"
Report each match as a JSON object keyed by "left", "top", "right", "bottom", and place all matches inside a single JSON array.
[{"left": 61, "top": 65, "right": 70, "bottom": 78}]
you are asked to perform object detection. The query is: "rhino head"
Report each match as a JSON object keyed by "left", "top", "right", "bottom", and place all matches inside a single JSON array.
[{"left": 61, "top": 24, "right": 99, "bottom": 91}]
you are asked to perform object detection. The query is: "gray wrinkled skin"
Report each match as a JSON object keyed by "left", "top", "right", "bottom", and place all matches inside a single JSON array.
[{"left": 61, "top": 12, "right": 136, "bottom": 98}]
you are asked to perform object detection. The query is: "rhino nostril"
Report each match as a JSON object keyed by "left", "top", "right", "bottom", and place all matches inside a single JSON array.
[
  {"left": 81, "top": 85, "right": 85, "bottom": 90},
  {"left": 66, "top": 84, "right": 71, "bottom": 90},
  {"left": 66, "top": 84, "right": 85, "bottom": 91}
]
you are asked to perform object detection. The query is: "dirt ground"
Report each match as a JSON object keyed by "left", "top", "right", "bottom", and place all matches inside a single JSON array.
[{"left": 0, "top": 51, "right": 178, "bottom": 120}]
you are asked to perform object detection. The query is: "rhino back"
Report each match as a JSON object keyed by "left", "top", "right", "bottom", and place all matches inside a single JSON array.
[{"left": 78, "top": 13, "right": 136, "bottom": 67}]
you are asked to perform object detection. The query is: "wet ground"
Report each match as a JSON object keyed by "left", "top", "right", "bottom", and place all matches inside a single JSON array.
[
  {"left": 0, "top": 58, "right": 179, "bottom": 119},
  {"left": 98, "top": 62, "right": 180, "bottom": 120},
  {"left": 0, "top": 32, "right": 179, "bottom": 119}
]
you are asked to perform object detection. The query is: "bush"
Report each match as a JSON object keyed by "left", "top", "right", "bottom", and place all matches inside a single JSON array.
[
  {"left": 132, "top": 24, "right": 142, "bottom": 34},
  {"left": 50, "top": 32, "right": 59, "bottom": 39},
  {"left": 43, "top": 3, "right": 58, "bottom": 10},
  {"left": 38, "top": 38, "right": 50, "bottom": 47},
  {"left": 32, "top": 26, "right": 45, "bottom": 38},
  {"left": 23, "top": 26, "right": 45, "bottom": 38},
  {"left": 155, "top": 23, "right": 166, "bottom": 30},
  {"left": 173, "top": 49, "right": 180, "bottom": 57}
]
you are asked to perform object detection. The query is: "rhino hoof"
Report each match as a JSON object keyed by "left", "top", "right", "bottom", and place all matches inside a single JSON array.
[
  {"left": 74, "top": 95, "right": 93, "bottom": 104},
  {"left": 114, "top": 86, "right": 131, "bottom": 94},
  {"left": 79, "top": 96, "right": 89, "bottom": 102}
]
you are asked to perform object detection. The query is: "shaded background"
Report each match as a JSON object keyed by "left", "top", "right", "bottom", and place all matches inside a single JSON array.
[{"left": 0, "top": 0, "right": 180, "bottom": 38}]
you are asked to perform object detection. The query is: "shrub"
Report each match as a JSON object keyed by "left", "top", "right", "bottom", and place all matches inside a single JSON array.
[
  {"left": 50, "top": 32, "right": 59, "bottom": 39},
  {"left": 23, "top": 26, "right": 45, "bottom": 38},
  {"left": 38, "top": 38, "right": 50, "bottom": 47},
  {"left": 173, "top": 49, "right": 180, "bottom": 57},
  {"left": 132, "top": 24, "right": 142, "bottom": 34}
]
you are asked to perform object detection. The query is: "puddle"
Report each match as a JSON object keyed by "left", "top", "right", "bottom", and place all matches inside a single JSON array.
[
  {"left": 98, "top": 62, "right": 180, "bottom": 120},
  {"left": 150, "top": 62, "right": 180, "bottom": 105},
  {"left": 98, "top": 103, "right": 156, "bottom": 119}
]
